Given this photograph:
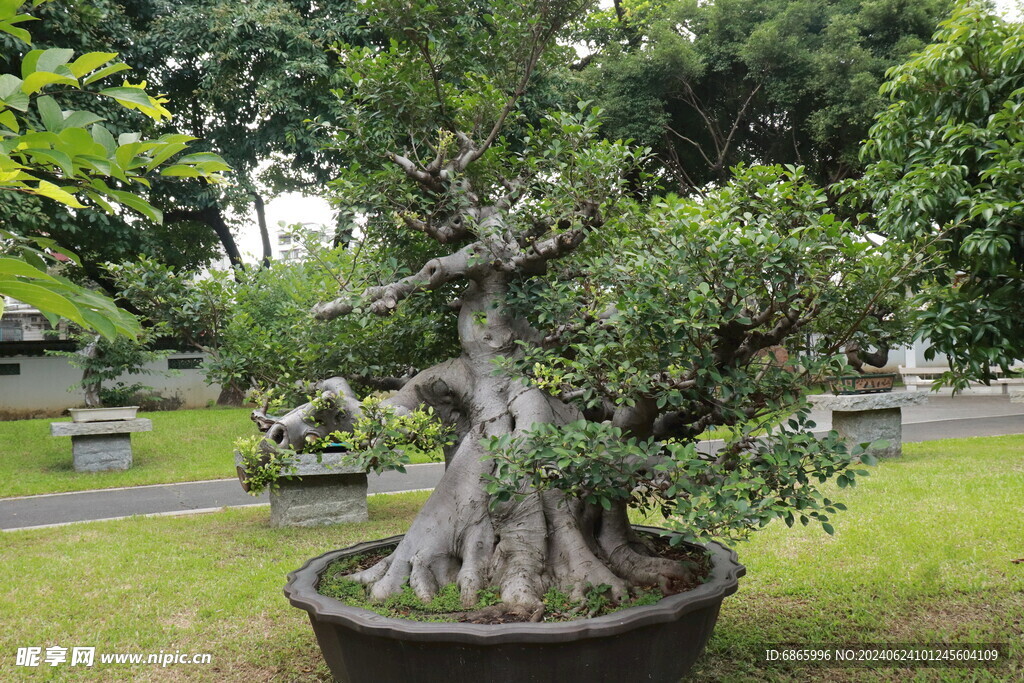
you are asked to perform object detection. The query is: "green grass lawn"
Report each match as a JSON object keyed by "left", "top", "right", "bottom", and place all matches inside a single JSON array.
[
  {"left": 0, "top": 409, "right": 437, "bottom": 498},
  {"left": 0, "top": 409, "right": 257, "bottom": 498},
  {"left": 1, "top": 436, "right": 1021, "bottom": 681},
  {"left": 683, "top": 434, "right": 1024, "bottom": 682}
]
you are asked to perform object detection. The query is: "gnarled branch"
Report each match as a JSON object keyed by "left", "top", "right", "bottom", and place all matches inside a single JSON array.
[{"left": 313, "top": 243, "right": 480, "bottom": 320}]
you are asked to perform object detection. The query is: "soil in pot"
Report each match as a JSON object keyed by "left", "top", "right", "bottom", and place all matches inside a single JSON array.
[{"left": 317, "top": 537, "right": 713, "bottom": 624}]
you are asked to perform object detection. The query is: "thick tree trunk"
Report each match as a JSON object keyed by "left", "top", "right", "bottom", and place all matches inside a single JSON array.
[
  {"left": 165, "top": 204, "right": 244, "bottom": 270},
  {"left": 216, "top": 381, "right": 247, "bottom": 406},
  {"left": 264, "top": 274, "right": 692, "bottom": 610}
]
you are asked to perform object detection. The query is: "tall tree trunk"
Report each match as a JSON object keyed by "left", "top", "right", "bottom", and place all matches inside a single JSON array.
[
  {"left": 216, "top": 380, "right": 247, "bottom": 406},
  {"left": 251, "top": 193, "right": 273, "bottom": 268},
  {"left": 205, "top": 205, "right": 244, "bottom": 269},
  {"left": 165, "top": 204, "right": 245, "bottom": 270}
]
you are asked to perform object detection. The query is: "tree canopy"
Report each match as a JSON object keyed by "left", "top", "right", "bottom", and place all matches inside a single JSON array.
[
  {"left": 578, "top": 0, "right": 952, "bottom": 191},
  {"left": 856, "top": 0, "right": 1024, "bottom": 381},
  {"left": 242, "top": 0, "right": 911, "bottom": 612},
  {"left": 0, "top": 0, "right": 225, "bottom": 338},
  {"left": 1, "top": 0, "right": 366, "bottom": 277}
]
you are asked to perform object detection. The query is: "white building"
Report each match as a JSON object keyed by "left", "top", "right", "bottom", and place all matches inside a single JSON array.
[{"left": 0, "top": 297, "right": 67, "bottom": 342}]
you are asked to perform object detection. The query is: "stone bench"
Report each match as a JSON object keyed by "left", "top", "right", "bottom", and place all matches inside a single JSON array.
[
  {"left": 236, "top": 450, "right": 368, "bottom": 527},
  {"left": 809, "top": 392, "right": 929, "bottom": 459},
  {"left": 50, "top": 418, "right": 152, "bottom": 472}
]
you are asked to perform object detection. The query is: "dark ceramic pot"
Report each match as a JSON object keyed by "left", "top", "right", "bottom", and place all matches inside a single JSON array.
[{"left": 285, "top": 526, "right": 745, "bottom": 683}]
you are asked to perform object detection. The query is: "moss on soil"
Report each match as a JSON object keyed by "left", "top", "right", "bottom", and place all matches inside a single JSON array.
[{"left": 317, "top": 536, "right": 712, "bottom": 623}]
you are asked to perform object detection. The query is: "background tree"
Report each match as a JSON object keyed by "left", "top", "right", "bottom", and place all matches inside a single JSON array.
[
  {"left": 1, "top": 0, "right": 369, "bottom": 278},
  {"left": 108, "top": 238, "right": 460, "bottom": 406},
  {"left": 856, "top": 1, "right": 1024, "bottom": 383},
  {"left": 249, "top": 0, "right": 909, "bottom": 614},
  {"left": 0, "top": 0, "right": 225, "bottom": 337},
  {"left": 577, "top": 0, "right": 952, "bottom": 192}
]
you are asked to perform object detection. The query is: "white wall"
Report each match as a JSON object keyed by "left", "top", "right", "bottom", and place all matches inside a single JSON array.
[{"left": 0, "top": 353, "right": 222, "bottom": 415}]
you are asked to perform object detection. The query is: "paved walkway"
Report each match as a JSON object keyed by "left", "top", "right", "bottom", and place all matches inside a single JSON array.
[{"left": 2, "top": 394, "right": 1021, "bottom": 531}]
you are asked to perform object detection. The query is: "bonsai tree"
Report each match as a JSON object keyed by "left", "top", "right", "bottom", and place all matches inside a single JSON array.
[
  {"left": 48, "top": 328, "right": 170, "bottom": 407},
  {"left": 252, "top": 0, "right": 912, "bottom": 612}
]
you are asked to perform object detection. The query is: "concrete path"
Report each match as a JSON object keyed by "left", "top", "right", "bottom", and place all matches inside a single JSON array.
[
  {"left": 2, "top": 394, "right": 1021, "bottom": 531},
  {"left": 1, "top": 464, "right": 445, "bottom": 531}
]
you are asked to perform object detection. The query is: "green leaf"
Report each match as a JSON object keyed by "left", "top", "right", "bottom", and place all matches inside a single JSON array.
[
  {"left": 33, "top": 180, "right": 84, "bottom": 207},
  {"left": 176, "top": 152, "right": 225, "bottom": 164},
  {"left": 20, "top": 70, "right": 77, "bottom": 94},
  {"left": 82, "top": 62, "right": 131, "bottom": 86},
  {"left": 0, "top": 256, "right": 58, "bottom": 281},
  {"left": 20, "top": 48, "right": 43, "bottom": 78},
  {"left": 0, "top": 109, "right": 18, "bottom": 132},
  {"left": 61, "top": 110, "right": 103, "bottom": 129},
  {"left": 83, "top": 189, "right": 113, "bottom": 214},
  {"left": 90, "top": 124, "right": 116, "bottom": 155},
  {"left": 0, "top": 21, "right": 31, "bottom": 45},
  {"left": 35, "top": 94, "right": 64, "bottom": 131},
  {"left": 158, "top": 164, "right": 201, "bottom": 178},
  {"left": 114, "top": 141, "right": 142, "bottom": 171},
  {"left": 102, "top": 187, "right": 162, "bottom": 224},
  {"left": 0, "top": 73, "right": 23, "bottom": 99},
  {"left": 79, "top": 306, "right": 117, "bottom": 340},
  {"left": 144, "top": 141, "right": 188, "bottom": 170},
  {"left": 98, "top": 86, "right": 154, "bottom": 109},
  {"left": 26, "top": 149, "right": 73, "bottom": 177},
  {"left": 67, "top": 51, "right": 118, "bottom": 78},
  {"left": 0, "top": 279, "right": 87, "bottom": 326},
  {"left": 35, "top": 47, "right": 74, "bottom": 73},
  {"left": 0, "top": 86, "right": 29, "bottom": 111}
]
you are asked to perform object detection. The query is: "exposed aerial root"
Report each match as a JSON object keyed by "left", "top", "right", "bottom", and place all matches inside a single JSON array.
[
  {"left": 456, "top": 522, "right": 495, "bottom": 606},
  {"left": 346, "top": 555, "right": 391, "bottom": 586},
  {"left": 542, "top": 491, "right": 630, "bottom": 602},
  {"left": 596, "top": 503, "right": 695, "bottom": 593},
  {"left": 339, "top": 378, "right": 694, "bottom": 612},
  {"left": 489, "top": 489, "right": 548, "bottom": 610}
]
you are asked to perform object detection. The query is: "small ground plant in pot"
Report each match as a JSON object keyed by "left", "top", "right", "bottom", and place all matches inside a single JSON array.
[{"left": 250, "top": 0, "right": 914, "bottom": 663}]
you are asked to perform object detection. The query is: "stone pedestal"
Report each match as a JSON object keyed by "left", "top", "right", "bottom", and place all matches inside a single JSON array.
[
  {"left": 809, "top": 392, "right": 928, "bottom": 458},
  {"left": 51, "top": 418, "right": 152, "bottom": 472},
  {"left": 255, "top": 451, "right": 368, "bottom": 527}
]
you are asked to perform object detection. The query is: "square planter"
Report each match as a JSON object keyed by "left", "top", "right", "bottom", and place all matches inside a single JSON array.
[
  {"left": 68, "top": 406, "right": 140, "bottom": 422},
  {"left": 236, "top": 449, "right": 368, "bottom": 527}
]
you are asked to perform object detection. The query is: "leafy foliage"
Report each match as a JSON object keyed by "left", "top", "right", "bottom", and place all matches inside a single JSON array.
[
  {"left": 0, "top": 0, "right": 369, "bottom": 272},
  {"left": 313, "top": 396, "right": 453, "bottom": 475},
  {"left": 237, "top": 0, "right": 923, "bottom": 549},
  {"left": 235, "top": 394, "right": 451, "bottom": 494},
  {"left": 488, "top": 164, "right": 906, "bottom": 541},
  {"left": 108, "top": 239, "right": 460, "bottom": 402},
  {"left": 0, "top": 0, "right": 225, "bottom": 338},
  {"left": 856, "top": 1, "right": 1024, "bottom": 382},
  {"left": 577, "top": 0, "right": 952, "bottom": 190},
  {"left": 233, "top": 434, "right": 299, "bottom": 496}
]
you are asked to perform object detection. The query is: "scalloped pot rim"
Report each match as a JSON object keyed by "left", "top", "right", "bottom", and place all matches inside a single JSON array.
[{"left": 284, "top": 525, "right": 746, "bottom": 644}]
